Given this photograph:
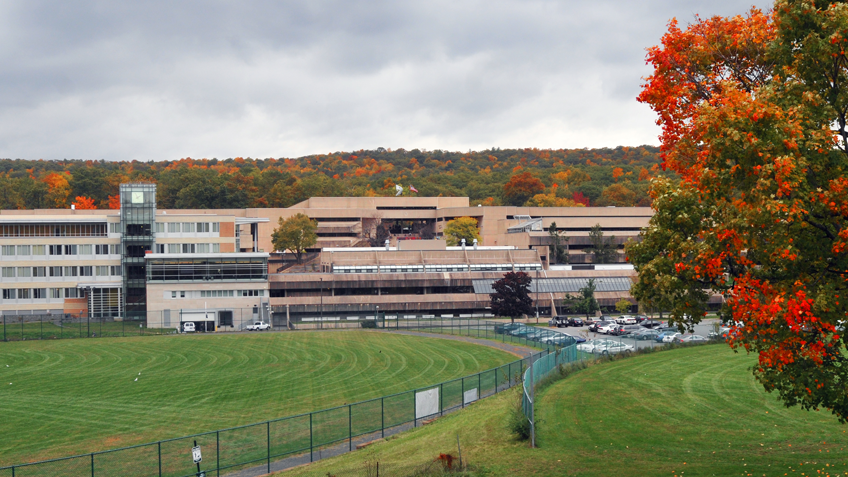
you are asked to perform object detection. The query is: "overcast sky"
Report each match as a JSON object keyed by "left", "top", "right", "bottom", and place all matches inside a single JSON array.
[{"left": 0, "top": 1, "right": 769, "bottom": 161}]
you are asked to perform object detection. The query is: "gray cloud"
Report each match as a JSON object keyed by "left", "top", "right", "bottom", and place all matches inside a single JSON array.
[{"left": 0, "top": 0, "right": 771, "bottom": 160}]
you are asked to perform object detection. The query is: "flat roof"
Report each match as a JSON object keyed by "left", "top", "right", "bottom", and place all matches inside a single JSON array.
[{"left": 145, "top": 252, "right": 270, "bottom": 259}]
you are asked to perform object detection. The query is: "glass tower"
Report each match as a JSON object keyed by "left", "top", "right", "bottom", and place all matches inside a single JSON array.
[{"left": 120, "top": 183, "right": 156, "bottom": 319}]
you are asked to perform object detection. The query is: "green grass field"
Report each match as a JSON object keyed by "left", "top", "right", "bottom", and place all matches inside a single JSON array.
[
  {"left": 282, "top": 344, "right": 848, "bottom": 476},
  {"left": 1, "top": 320, "right": 176, "bottom": 341},
  {"left": 0, "top": 330, "right": 514, "bottom": 467}
]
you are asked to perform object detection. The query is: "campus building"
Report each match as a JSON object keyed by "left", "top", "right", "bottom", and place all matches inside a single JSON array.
[{"left": 0, "top": 184, "right": 658, "bottom": 329}]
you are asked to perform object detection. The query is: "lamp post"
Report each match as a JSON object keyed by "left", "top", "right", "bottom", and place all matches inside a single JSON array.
[{"left": 319, "top": 277, "right": 323, "bottom": 330}]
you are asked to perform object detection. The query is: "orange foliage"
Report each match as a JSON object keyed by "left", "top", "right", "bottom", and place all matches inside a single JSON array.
[{"left": 72, "top": 196, "right": 97, "bottom": 209}]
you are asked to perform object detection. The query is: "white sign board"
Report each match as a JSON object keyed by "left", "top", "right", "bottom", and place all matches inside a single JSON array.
[
  {"left": 463, "top": 388, "right": 478, "bottom": 405},
  {"left": 192, "top": 446, "right": 202, "bottom": 464},
  {"left": 415, "top": 387, "right": 439, "bottom": 419}
]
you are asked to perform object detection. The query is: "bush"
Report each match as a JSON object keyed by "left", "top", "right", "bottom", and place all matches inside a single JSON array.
[
  {"left": 361, "top": 320, "right": 378, "bottom": 329},
  {"left": 508, "top": 391, "right": 531, "bottom": 441}
]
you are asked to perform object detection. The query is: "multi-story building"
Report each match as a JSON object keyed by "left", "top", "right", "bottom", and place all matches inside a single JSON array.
[{"left": 0, "top": 184, "right": 671, "bottom": 330}]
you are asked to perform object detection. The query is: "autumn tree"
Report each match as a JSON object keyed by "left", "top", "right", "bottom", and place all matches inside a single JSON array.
[
  {"left": 503, "top": 172, "right": 545, "bottom": 206},
  {"left": 615, "top": 298, "right": 632, "bottom": 315},
  {"left": 629, "top": 2, "right": 848, "bottom": 421},
  {"left": 444, "top": 216, "right": 481, "bottom": 246},
  {"left": 271, "top": 213, "right": 317, "bottom": 263},
  {"left": 490, "top": 271, "right": 534, "bottom": 322},
  {"left": 72, "top": 196, "right": 97, "bottom": 209}
]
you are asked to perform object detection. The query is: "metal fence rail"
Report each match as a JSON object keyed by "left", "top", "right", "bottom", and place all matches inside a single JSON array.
[{"left": 0, "top": 318, "right": 571, "bottom": 476}]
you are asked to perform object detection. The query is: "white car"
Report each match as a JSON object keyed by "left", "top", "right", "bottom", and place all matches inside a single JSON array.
[
  {"left": 615, "top": 315, "right": 637, "bottom": 325},
  {"left": 662, "top": 332, "right": 681, "bottom": 343},
  {"left": 577, "top": 339, "right": 633, "bottom": 355},
  {"left": 245, "top": 321, "right": 271, "bottom": 331},
  {"left": 597, "top": 322, "right": 618, "bottom": 334}
]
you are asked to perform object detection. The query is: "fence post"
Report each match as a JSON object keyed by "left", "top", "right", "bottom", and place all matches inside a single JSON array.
[
  {"left": 348, "top": 404, "right": 352, "bottom": 451},
  {"left": 90, "top": 453, "right": 94, "bottom": 477},
  {"left": 495, "top": 367, "right": 498, "bottom": 393},
  {"left": 309, "top": 413, "right": 313, "bottom": 462},
  {"left": 461, "top": 378, "right": 465, "bottom": 408},
  {"left": 216, "top": 430, "right": 220, "bottom": 476},
  {"left": 158, "top": 441, "right": 162, "bottom": 477},
  {"left": 440, "top": 382, "right": 444, "bottom": 416},
  {"left": 413, "top": 389, "right": 417, "bottom": 427},
  {"left": 267, "top": 421, "right": 271, "bottom": 474},
  {"left": 478, "top": 372, "right": 481, "bottom": 396},
  {"left": 381, "top": 397, "right": 385, "bottom": 438}
]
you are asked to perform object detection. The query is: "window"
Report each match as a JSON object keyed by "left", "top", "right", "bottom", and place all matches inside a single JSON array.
[
  {"left": 180, "top": 291, "right": 185, "bottom": 298},
  {"left": 95, "top": 244, "right": 109, "bottom": 255},
  {"left": 16, "top": 245, "right": 30, "bottom": 256},
  {"left": 1, "top": 245, "right": 15, "bottom": 256},
  {"left": 49, "top": 267, "right": 63, "bottom": 277},
  {"left": 79, "top": 266, "right": 93, "bottom": 277},
  {"left": 64, "top": 266, "right": 78, "bottom": 277},
  {"left": 49, "top": 245, "right": 62, "bottom": 256},
  {"left": 17, "top": 267, "right": 31, "bottom": 278},
  {"left": 167, "top": 223, "right": 179, "bottom": 233},
  {"left": 64, "top": 288, "right": 79, "bottom": 298},
  {"left": 109, "top": 223, "right": 120, "bottom": 234},
  {"left": 171, "top": 291, "right": 176, "bottom": 298},
  {"left": 240, "top": 290, "right": 264, "bottom": 297},
  {"left": 2, "top": 289, "right": 16, "bottom": 300},
  {"left": 2, "top": 267, "right": 15, "bottom": 278},
  {"left": 167, "top": 244, "right": 180, "bottom": 254},
  {"left": 110, "top": 266, "right": 121, "bottom": 276},
  {"left": 50, "top": 288, "right": 62, "bottom": 299},
  {"left": 181, "top": 223, "right": 194, "bottom": 233},
  {"left": 110, "top": 244, "right": 121, "bottom": 255},
  {"left": 64, "top": 245, "right": 78, "bottom": 255},
  {"left": 155, "top": 223, "right": 164, "bottom": 233},
  {"left": 182, "top": 243, "right": 195, "bottom": 254},
  {"left": 196, "top": 243, "right": 209, "bottom": 253},
  {"left": 197, "top": 222, "right": 210, "bottom": 233},
  {"left": 96, "top": 266, "right": 109, "bottom": 276},
  {"left": 18, "top": 289, "right": 30, "bottom": 299},
  {"left": 213, "top": 243, "right": 220, "bottom": 253},
  {"left": 32, "top": 267, "right": 46, "bottom": 277},
  {"left": 213, "top": 222, "right": 220, "bottom": 233},
  {"left": 155, "top": 244, "right": 165, "bottom": 253},
  {"left": 32, "top": 288, "right": 46, "bottom": 299},
  {"left": 79, "top": 244, "right": 92, "bottom": 255},
  {"left": 32, "top": 245, "right": 45, "bottom": 255}
]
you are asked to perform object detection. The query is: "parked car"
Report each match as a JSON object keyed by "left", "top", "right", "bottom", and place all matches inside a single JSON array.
[
  {"left": 634, "top": 315, "right": 649, "bottom": 323},
  {"left": 662, "top": 332, "right": 681, "bottom": 343},
  {"left": 549, "top": 316, "right": 568, "bottom": 328},
  {"left": 708, "top": 327, "right": 732, "bottom": 340},
  {"left": 597, "top": 322, "right": 619, "bottom": 334},
  {"left": 182, "top": 322, "right": 196, "bottom": 333},
  {"left": 610, "top": 324, "right": 643, "bottom": 336},
  {"left": 495, "top": 323, "right": 521, "bottom": 334},
  {"left": 566, "top": 317, "right": 585, "bottom": 327},
  {"left": 578, "top": 339, "right": 634, "bottom": 355},
  {"left": 655, "top": 331, "right": 678, "bottom": 342},
  {"left": 245, "top": 321, "right": 271, "bottom": 331},
  {"left": 632, "top": 328, "right": 660, "bottom": 340},
  {"left": 588, "top": 320, "right": 611, "bottom": 332},
  {"left": 641, "top": 320, "right": 664, "bottom": 329},
  {"left": 675, "top": 334, "right": 708, "bottom": 344},
  {"left": 615, "top": 315, "right": 638, "bottom": 325}
]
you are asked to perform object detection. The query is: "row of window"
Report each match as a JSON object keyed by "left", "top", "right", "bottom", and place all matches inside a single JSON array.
[
  {"left": 0, "top": 223, "right": 108, "bottom": 238},
  {"left": 1, "top": 287, "right": 84, "bottom": 300},
  {"left": 332, "top": 263, "right": 543, "bottom": 274},
  {"left": 1, "top": 244, "right": 118, "bottom": 257},
  {"left": 1, "top": 265, "right": 121, "bottom": 278},
  {"left": 155, "top": 222, "right": 220, "bottom": 234},
  {"left": 154, "top": 243, "right": 221, "bottom": 254},
  {"left": 170, "top": 289, "right": 266, "bottom": 299}
]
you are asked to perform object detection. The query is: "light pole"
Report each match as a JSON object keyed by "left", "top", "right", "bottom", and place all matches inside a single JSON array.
[
  {"left": 319, "top": 277, "right": 323, "bottom": 330},
  {"left": 376, "top": 305, "right": 379, "bottom": 328}
]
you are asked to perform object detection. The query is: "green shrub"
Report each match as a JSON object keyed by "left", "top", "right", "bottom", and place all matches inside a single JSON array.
[{"left": 361, "top": 320, "right": 378, "bottom": 329}]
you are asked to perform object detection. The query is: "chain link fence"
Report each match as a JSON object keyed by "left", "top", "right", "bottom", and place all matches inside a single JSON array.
[
  {"left": 0, "top": 318, "right": 574, "bottom": 477},
  {"left": 0, "top": 313, "right": 174, "bottom": 341}
]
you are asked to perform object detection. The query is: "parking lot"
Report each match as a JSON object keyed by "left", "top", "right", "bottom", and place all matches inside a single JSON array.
[{"left": 542, "top": 317, "right": 724, "bottom": 353}]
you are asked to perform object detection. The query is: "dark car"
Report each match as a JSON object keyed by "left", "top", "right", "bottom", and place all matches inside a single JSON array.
[
  {"left": 566, "top": 317, "right": 585, "bottom": 327},
  {"left": 641, "top": 320, "right": 664, "bottom": 329},
  {"left": 634, "top": 315, "right": 649, "bottom": 323}
]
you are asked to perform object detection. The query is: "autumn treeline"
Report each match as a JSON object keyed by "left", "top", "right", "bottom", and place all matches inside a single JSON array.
[{"left": 0, "top": 146, "right": 666, "bottom": 210}]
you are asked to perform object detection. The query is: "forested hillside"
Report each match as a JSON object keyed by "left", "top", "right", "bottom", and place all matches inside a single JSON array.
[{"left": 0, "top": 146, "right": 666, "bottom": 209}]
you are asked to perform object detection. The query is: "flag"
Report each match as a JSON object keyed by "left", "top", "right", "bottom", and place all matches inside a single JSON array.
[
  {"left": 395, "top": 184, "right": 403, "bottom": 196},
  {"left": 410, "top": 185, "right": 418, "bottom": 193}
]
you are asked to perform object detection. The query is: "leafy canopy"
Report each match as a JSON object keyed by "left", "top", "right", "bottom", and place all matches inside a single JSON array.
[
  {"left": 490, "top": 271, "right": 534, "bottom": 321},
  {"left": 561, "top": 279, "right": 600, "bottom": 318},
  {"left": 629, "top": 1, "right": 848, "bottom": 421},
  {"left": 444, "top": 216, "right": 481, "bottom": 246},
  {"left": 271, "top": 213, "right": 317, "bottom": 263}
]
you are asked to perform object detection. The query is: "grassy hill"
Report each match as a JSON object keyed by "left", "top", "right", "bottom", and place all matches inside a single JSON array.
[
  {"left": 282, "top": 345, "right": 848, "bottom": 476},
  {"left": 0, "top": 331, "right": 513, "bottom": 466}
]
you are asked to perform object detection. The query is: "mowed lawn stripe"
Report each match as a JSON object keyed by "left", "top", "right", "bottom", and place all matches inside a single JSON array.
[{"left": 0, "top": 330, "right": 512, "bottom": 466}]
